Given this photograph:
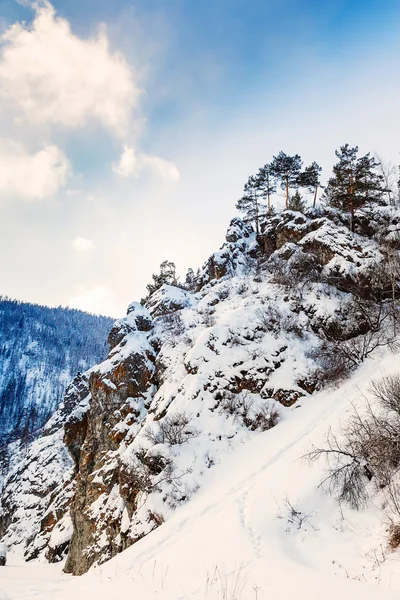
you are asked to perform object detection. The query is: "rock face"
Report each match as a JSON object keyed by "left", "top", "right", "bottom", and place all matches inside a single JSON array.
[
  {"left": 2, "top": 204, "right": 399, "bottom": 574},
  {"left": 0, "top": 372, "right": 90, "bottom": 561},
  {"left": 200, "top": 217, "right": 255, "bottom": 284},
  {"left": 145, "top": 285, "right": 193, "bottom": 317},
  {"left": 64, "top": 305, "right": 156, "bottom": 574}
]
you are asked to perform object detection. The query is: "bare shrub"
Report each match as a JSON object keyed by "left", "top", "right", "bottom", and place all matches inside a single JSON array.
[
  {"left": 145, "top": 411, "right": 199, "bottom": 446},
  {"left": 233, "top": 281, "right": 248, "bottom": 295},
  {"left": 389, "top": 524, "right": 400, "bottom": 550},
  {"left": 226, "top": 327, "right": 247, "bottom": 347},
  {"left": 314, "top": 323, "right": 399, "bottom": 386},
  {"left": 267, "top": 250, "right": 322, "bottom": 289},
  {"left": 135, "top": 447, "right": 172, "bottom": 475},
  {"left": 307, "top": 374, "right": 400, "bottom": 510},
  {"left": 277, "top": 496, "right": 317, "bottom": 532},
  {"left": 266, "top": 254, "right": 288, "bottom": 285},
  {"left": 220, "top": 393, "right": 280, "bottom": 432},
  {"left": 220, "top": 393, "right": 243, "bottom": 416},
  {"left": 370, "top": 374, "right": 400, "bottom": 415},
  {"left": 216, "top": 286, "right": 230, "bottom": 301},
  {"left": 288, "top": 251, "right": 322, "bottom": 287},
  {"left": 248, "top": 402, "right": 281, "bottom": 432},
  {"left": 160, "top": 312, "right": 185, "bottom": 347},
  {"left": 199, "top": 307, "right": 216, "bottom": 327},
  {"left": 255, "top": 305, "right": 303, "bottom": 337},
  {"left": 124, "top": 455, "right": 153, "bottom": 495}
]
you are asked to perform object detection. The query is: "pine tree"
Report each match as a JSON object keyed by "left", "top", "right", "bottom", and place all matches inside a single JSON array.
[
  {"left": 257, "top": 163, "right": 277, "bottom": 214},
  {"left": 288, "top": 190, "right": 306, "bottom": 212},
  {"left": 323, "top": 144, "right": 386, "bottom": 231},
  {"left": 298, "top": 161, "right": 322, "bottom": 207},
  {"left": 145, "top": 260, "right": 178, "bottom": 297},
  {"left": 355, "top": 153, "right": 386, "bottom": 203},
  {"left": 236, "top": 175, "right": 264, "bottom": 234},
  {"left": 185, "top": 268, "right": 196, "bottom": 291},
  {"left": 270, "top": 151, "right": 302, "bottom": 209}
]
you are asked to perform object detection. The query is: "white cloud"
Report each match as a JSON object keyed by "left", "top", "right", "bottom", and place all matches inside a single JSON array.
[
  {"left": 0, "top": 1, "right": 138, "bottom": 135},
  {"left": 113, "top": 145, "right": 180, "bottom": 180},
  {"left": 71, "top": 237, "right": 95, "bottom": 252},
  {"left": 0, "top": 140, "right": 70, "bottom": 200},
  {"left": 68, "top": 284, "right": 120, "bottom": 317}
]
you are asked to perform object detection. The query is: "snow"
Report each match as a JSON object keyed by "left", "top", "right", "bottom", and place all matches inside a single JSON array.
[
  {"left": 146, "top": 284, "right": 194, "bottom": 317},
  {"left": 2, "top": 208, "right": 400, "bottom": 594},
  {"left": 2, "top": 352, "right": 400, "bottom": 598}
]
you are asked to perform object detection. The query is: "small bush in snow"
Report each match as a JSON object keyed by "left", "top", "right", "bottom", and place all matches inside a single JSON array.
[
  {"left": 255, "top": 305, "right": 303, "bottom": 337},
  {"left": 316, "top": 327, "right": 399, "bottom": 386},
  {"left": 145, "top": 411, "right": 199, "bottom": 446},
  {"left": 216, "top": 286, "right": 230, "bottom": 301},
  {"left": 160, "top": 312, "right": 185, "bottom": 347},
  {"left": 124, "top": 456, "right": 153, "bottom": 495},
  {"left": 267, "top": 251, "right": 321, "bottom": 289},
  {"left": 220, "top": 393, "right": 280, "bottom": 432},
  {"left": 233, "top": 281, "right": 248, "bottom": 296},
  {"left": 248, "top": 402, "right": 281, "bottom": 432},
  {"left": 277, "top": 496, "right": 317, "bottom": 532},
  {"left": 307, "top": 374, "right": 400, "bottom": 510},
  {"left": 388, "top": 524, "right": 400, "bottom": 550},
  {"left": 199, "top": 307, "right": 216, "bottom": 328}
]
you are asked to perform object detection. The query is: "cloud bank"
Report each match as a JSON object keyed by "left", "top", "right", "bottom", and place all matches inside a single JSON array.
[
  {"left": 113, "top": 145, "right": 180, "bottom": 180},
  {"left": 0, "top": 1, "right": 139, "bottom": 135},
  {"left": 0, "top": 140, "right": 70, "bottom": 200}
]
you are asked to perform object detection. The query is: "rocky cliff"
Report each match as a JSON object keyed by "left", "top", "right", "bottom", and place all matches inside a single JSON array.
[{"left": 2, "top": 203, "right": 399, "bottom": 573}]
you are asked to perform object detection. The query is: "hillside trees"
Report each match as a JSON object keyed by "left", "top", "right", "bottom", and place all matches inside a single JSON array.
[
  {"left": 257, "top": 163, "right": 277, "bottom": 215},
  {"left": 270, "top": 151, "right": 303, "bottom": 209},
  {"left": 298, "top": 161, "right": 323, "bottom": 207},
  {"left": 144, "top": 260, "right": 178, "bottom": 298},
  {"left": 237, "top": 152, "right": 322, "bottom": 224},
  {"left": 236, "top": 175, "right": 264, "bottom": 234},
  {"left": 0, "top": 298, "right": 112, "bottom": 445},
  {"left": 323, "top": 144, "right": 387, "bottom": 231},
  {"left": 236, "top": 144, "right": 395, "bottom": 229}
]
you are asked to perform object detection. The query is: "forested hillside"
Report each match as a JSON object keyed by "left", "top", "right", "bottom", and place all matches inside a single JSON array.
[{"left": 0, "top": 298, "right": 113, "bottom": 447}]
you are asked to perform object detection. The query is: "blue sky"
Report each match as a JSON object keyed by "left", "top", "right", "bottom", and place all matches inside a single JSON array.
[{"left": 0, "top": 0, "right": 399, "bottom": 315}]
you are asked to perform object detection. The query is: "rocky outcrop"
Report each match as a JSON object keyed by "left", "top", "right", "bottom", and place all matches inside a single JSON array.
[
  {"left": 64, "top": 304, "right": 156, "bottom": 575},
  {"left": 0, "top": 372, "right": 90, "bottom": 561},
  {"left": 3, "top": 203, "right": 399, "bottom": 575},
  {"left": 146, "top": 285, "right": 193, "bottom": 317},
  {"left": 200, "top": 218, "right": 256, "bottom": 284}
]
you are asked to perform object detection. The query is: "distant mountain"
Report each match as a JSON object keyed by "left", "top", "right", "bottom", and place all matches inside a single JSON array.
[{"left": 0, "top": 297, "right": 113, "bottom": 448}]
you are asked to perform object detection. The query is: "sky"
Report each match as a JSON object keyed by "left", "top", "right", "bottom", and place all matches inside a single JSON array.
[{"left": 0, "top": 0, "right": 399, "bottom": 317}]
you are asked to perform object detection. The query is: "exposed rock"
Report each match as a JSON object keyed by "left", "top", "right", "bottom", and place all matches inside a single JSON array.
[
  {"left": 0, "top": 372, "right": 90, "bottom": 560},
  {"left": 200, "top": 218, "right": 256, "bottom": 285},
  {"left": 64, "top": 312, "right": 156, "bottom": 575},
  {"left": 146, "top": 285, "right": 193, "bottom": 317},
  {"left": 3, "top": 203, "right": 399, "bottom": 576}
]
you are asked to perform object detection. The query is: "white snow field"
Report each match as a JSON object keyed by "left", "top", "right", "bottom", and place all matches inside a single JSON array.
[{"left": 2, "top": 352, "right": 400, "bottom": 599}]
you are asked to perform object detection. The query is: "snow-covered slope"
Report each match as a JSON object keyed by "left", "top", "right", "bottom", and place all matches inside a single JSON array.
[
  {"left": 1, "top": 203, "right": 400, "bottom": 597},
  {"left": 1, "top": 353, "right": 400, "bottom": 599}
]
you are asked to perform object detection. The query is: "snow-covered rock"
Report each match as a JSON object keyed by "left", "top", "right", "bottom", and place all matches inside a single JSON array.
[
  {"left": 2, "top": 204, "right": 400, "bottom": 579},
  {"left": 145, "top": 285, "right": 193, "bottom": 317},
  {"left": 0, "top": 372, "right": 91, "bottom": 561}
]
